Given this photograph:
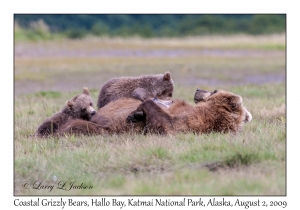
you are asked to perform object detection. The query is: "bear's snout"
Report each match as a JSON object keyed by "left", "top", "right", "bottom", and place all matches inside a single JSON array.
[{"left": 91, "top": 111, "right": 96, "bottom": 116}]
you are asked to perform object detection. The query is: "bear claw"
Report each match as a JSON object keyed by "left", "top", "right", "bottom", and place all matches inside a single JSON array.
[
  {"left": 134, "top": 111, "right": 144, "bottom": 119},
  {"left": 127, "top": 111, "right": 145, "bottom": 123}
]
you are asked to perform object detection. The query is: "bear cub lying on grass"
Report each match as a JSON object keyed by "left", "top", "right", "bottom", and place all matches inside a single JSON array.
[
  {"left": 35, "top": 87, "right": 96, "bottom": 137},
  {"left": 127, "top": 88, "right": 252, "bottom": 135},
  {"left": 97, "top": 71, "right": 174, "bottom": 108}
]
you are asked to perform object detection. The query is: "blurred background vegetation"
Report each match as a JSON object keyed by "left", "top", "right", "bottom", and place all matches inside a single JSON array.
[{"left": 14, "top": 14, "right": 286, "bottom": 41}]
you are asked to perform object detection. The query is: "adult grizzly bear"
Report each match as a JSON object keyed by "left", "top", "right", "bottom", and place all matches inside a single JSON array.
[
  {"left": 36, "top": 87, "right": 96, "bottom": 137},
  {"left": 59, "top": 98, "right": 174, "bottom": 136},
  {"left": 58, "top": 89, "right": 251, "bottom": 136},
  {"left": 97, "top": 72, "right": 174, "bottom": 109},
  {"left": 127, "top": 89, "right": 252, "bottom": 135}
]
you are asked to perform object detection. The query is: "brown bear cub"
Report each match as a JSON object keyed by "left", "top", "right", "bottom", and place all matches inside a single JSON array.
[
  {"left": 36, "top": 87, "right": 96, "bottom": 137},
  {"left": 97, "top": 71, "right": 174, "bottom": 108},
  {"left": 127, "top": 89, "right": 252, "bottom": 135}
]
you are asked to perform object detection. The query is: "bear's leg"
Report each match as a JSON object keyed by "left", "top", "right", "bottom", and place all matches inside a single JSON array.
[
  {"left": 59, "top": 120, "right": 109, "bottom": 136},
  {"left": 126, "top": 108, "right": 145, "bottom": 123},
  {"left": 131, "top": 87, "right": 151, "bottom": 101},
  {"left": 127, "top": 99, "right": 172, "bottom": 134},
  {"left": 37, "top": 121, "right": 59, "bottom": 137}
]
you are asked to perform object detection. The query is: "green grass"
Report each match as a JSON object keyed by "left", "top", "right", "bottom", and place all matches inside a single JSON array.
[
  {"left": 34, "top": 91, "right": 62, "bottom": 98},
  {"left": 14, "top": 83, "right": 286, "bottom": 195},
  {"left": 14, "top": 36, "right": 285, "bottom": 195}
]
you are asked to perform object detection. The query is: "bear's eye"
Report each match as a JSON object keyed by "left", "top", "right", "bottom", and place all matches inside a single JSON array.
[
  {"left": 90, "top": 103, "right": 92, "bottom": 106},
  {"left": 82, "top": 108, "right": 86, "bottom": 111},
  {"left": 169, "top": 93, "right": 172, "bottom": 97},
  {"left": 231, "top": 103, "right": 238, "bottom": 110},
  {"left": 161, "top": 90, "right": 166, "bottom": 95}
]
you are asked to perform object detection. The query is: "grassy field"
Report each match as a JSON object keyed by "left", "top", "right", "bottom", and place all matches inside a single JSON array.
[{"left": 14, "top": 34, "right": 286, "bottom": 195}]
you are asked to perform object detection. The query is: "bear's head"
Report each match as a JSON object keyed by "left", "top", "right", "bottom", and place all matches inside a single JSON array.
[
  {"left": 194, "top": 88, "right": 218, "bottom": 103},
  {"left": 154, "top": 71, "right": 175, "bottom": 100},
  {"left": 65, "top": 87, "right": 96, "bottom": 120},
  {"left": 194, "top": 88, "right": 252, "bottom": 123}
]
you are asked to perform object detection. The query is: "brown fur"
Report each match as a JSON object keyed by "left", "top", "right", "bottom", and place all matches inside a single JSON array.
[
  {"left": 97, "top": 72, "right": 174, "bottom": 108},
  {"left": 59, "top": 98, "right": 144, "bottom": 135},
  {"left": 127, "top": 89, "right": 252, "bottom": 135},
  {"left": 59, "top": 98, "right": 173, "bottom": 136},
  {"left": 36, "top": 88, "right": 96, "bottom": 137}
]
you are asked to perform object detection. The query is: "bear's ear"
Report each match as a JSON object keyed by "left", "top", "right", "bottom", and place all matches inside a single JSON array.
[
  {"left": 83, "top": 87, "right": 89, "bottom": 95},
  {"left": 228, "top": 95, "right": 242, "bottom": 109},
  {"left": 66, "top": 100, "right": 73, "bottom": 109},
  {"left": 163, "top": 71, "right": 171, "bottom": 81}
]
